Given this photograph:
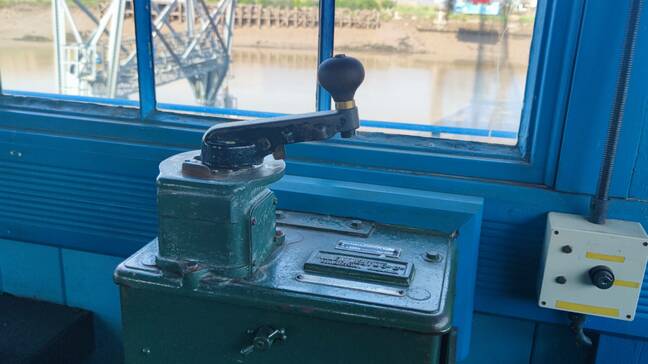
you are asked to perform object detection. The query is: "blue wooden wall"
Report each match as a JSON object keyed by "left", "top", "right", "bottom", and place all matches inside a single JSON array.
[
  {"left": 0, "top": 93, "right": 647, "bottom": 363},
  {"left": 1, "top": 1, "right": 648, "bottom": 363}
]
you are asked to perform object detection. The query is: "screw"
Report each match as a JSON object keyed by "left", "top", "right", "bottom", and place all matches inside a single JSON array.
[
  {"left": 643, "top": 242, "right": 647, "bottom": 247},
  {"left": 251, "top": 217, "right": 257, "bottom": 225},
  {"left": 561, "top": 245, "right": 573, "bottom": 253},
  {"left": 541, "top": 301, "right": 547, "bottom": 306},
  {"left": 350, "top": 220, "right": 362, "bottom": 229},
  {"left": 423, "top": 251, "right": 443, "bottom": 262},
  {"left": 274, "top": 229, "right": 285, "bottom": 244},
  {"left": 141, "top": 254, "right": 157, "bottom": 267},
  {"left": 296, "top": 274, "right": 304, "bottom": 280},
  {"left": 554, "top": 230, "right": 559, "bottom": 235},
  {"left": 555, "top": 276, "right": 567, "bottom": 284},
  {"left": 626, "top": 314, "right": 632, "bottom": 319}
]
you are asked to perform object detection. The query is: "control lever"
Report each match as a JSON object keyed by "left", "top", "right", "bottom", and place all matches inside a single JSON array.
[{"left": 198, "top": 54, "right": 365, "bottom": 170}]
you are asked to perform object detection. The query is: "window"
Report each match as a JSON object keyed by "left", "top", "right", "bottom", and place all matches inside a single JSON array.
[
  {"left": 334, "top": 0, "right": 537, "bottom": 145},
  {"left": 0, "top": 0, "right": 584, "bottom": 185},
  {"left": 152, "top": 0, "right": 320, "bottom": 114},
  {"left": 147, "top": 0, "right": 538, "bottom": 146},
  {"left": 0, "top": 0, "right": 139, "bottom": 102}
]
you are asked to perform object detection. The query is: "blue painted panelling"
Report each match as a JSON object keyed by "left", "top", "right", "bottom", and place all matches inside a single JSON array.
[
  {"left": 459, "top": 314, "right": 535, "bottom": 364},
  {"left": 0, "top": 157, "right": 157, "bottom": 256},
  {"left": 630, "top": 101, "right": 648, "bottom": 200},
  {"left": 0, "top": 238, "right": 64, "bottom": 303},
  {"left": 530, "top": 323, "right": 592, "bottom": 364},
  {"left": 556, "top": 0, "right": 648, "bottom": 197},
  {"left": 1, "top": 136, "right": 648, "bottom": 340},
  {"left": 596, "top": 334, "right": 648, "bottom": 364},
  {"left": 62, "top": 249, "right": 124, "bottom": 364}
]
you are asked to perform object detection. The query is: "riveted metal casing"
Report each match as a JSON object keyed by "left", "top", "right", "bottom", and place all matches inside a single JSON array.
[{"left": 116, "top": 217, "right": 456, "bottom": 363}]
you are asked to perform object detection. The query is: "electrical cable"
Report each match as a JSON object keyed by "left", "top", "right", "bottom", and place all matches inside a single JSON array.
[
  {"left": 590, "top": 0, "right": 644, "bottom": 224},
  {"left": 568, "top": 313, "right": 593, "bottom": 347},
  {"left": 575, "top": 0, "right": 644, "bottom": 350}
]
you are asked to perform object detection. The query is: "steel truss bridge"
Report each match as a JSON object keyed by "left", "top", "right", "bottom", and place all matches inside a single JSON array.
[{"left": 52, "top": 0, "right": 236, "bottom": 106}]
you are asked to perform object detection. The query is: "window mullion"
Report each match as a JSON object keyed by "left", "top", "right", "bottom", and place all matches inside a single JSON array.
[
  {"left": 133, "top": 0, "right": 157, "bottom": 118},
  {"left": 316, "top": 0, "right": 335, "bottom": 111}
]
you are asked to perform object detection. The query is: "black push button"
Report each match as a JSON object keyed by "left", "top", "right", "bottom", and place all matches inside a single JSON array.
[{"left": 589, "top": 265, "right": 615, "bottom": 289}]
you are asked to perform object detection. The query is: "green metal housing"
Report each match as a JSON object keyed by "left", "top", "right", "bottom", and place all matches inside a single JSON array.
[
  {"left": 156, "top": 151, "right": 285, "bottom": 278},
  {"left": 115, "top": 151, "right": 457, "bottom": 363}
]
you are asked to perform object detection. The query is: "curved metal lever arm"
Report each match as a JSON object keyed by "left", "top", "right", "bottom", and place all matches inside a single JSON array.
[{"left": 200, "top": 107, "right": 359, "bottom": 170}]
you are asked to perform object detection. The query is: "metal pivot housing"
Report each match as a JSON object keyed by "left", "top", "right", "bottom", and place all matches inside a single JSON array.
[
  {"left": 156, "top": 151, "right": 285, "bottom": 278},
  {"left": 155, "top": 55, "right": 365, "bottom": 278}
]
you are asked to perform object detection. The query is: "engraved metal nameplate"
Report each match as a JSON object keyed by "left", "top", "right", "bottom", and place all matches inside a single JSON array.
[
  {"left": 304, "top": 251, "right": 413, "bottom": 286},
  {"left": 296, "top": 273, "right": 406, "bottom": 297},
  {"left": 335, "top": 240, "right": 401, "bottom": 258}
]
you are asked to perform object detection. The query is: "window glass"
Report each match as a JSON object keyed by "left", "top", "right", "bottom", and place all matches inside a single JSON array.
[
  {"left": 0, "top": 0, "right": 139, "bottom": 102},
  {"left": 154, "top": 0, "right": 319, "bottom": 114},
  {"left": 335, "top": 0, "right": 538, "bottom": 145}
]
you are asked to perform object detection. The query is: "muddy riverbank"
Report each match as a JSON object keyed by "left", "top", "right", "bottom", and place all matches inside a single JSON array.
[{"left": 0, "top": 3, "right": 533, "bottom": 66}]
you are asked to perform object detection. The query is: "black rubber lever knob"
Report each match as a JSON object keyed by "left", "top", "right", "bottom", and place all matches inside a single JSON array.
[{"left": 317, "top": 54, "right": 365, "bottom": 103}]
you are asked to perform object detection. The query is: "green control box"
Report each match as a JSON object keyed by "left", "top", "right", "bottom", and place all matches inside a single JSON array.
[
  {"left": 115, "top": 210, "right": 456, "bottom": 363},
  {"left": 115, "top": 151, "right": 460, "bottom": 364}
]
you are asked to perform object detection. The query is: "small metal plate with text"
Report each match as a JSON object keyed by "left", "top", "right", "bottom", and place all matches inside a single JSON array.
[
  {"left": 304, "top": 251, "right": 413, "bottom": 286},
  {"left": 335, "top": 240, "right": 401, "bottom": 258}
]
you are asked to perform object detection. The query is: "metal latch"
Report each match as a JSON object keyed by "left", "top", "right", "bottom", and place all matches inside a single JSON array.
[{"left": 240, "top": 326, "right": 287, "bottom": 356}]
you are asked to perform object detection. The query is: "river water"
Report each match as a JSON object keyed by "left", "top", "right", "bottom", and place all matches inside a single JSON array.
[{"left": 0, "top": 42, "right": 527, "bottom": 143}]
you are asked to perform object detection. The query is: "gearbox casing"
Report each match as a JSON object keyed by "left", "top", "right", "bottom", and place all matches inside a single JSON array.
[{"left": 115, "top": 213, "right": 456, "bottom": 364}]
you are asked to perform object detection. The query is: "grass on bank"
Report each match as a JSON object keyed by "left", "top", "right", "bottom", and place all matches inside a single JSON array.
[{"left": 0, "top": 0, "right": 103, "bottom": 7}]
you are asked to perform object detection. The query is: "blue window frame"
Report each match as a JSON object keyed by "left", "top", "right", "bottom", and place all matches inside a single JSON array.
[
  {"left": 0, "top": 0, "right": 585, "bottom": 186},
  {"left": 298, "top": 0, "right": 585, "bottom": 185}
]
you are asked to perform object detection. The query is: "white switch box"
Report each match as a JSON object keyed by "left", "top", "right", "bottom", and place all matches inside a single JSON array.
[{"left": 538, "top": 212, "right": 648, "bottom": 321}]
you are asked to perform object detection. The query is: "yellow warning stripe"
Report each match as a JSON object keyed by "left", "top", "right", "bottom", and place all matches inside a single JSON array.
[
  {"left": 614, "top": 280, "right": 640, "bottom": 288},
  {"left": 555, "top": 300, "right": 619, "bottom": 317},
  {"left": 585, "top": 252, "right": 625, "bottom": 263}
]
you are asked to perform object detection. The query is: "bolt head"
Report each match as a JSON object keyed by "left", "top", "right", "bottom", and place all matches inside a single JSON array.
[
  {"left": 561, "top": 245, "right": 573, "bottom": 254},
  {"left": 555, "top": 276, "right": 567, "bottom": 284},
  {"left": 423, "top": 251, "right": 442, "bottom": 262}
]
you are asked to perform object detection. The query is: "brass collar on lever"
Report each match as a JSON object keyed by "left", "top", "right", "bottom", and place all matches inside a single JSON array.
[{"left": 335, "top": 100, "right": 356, "bottom": 110}]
